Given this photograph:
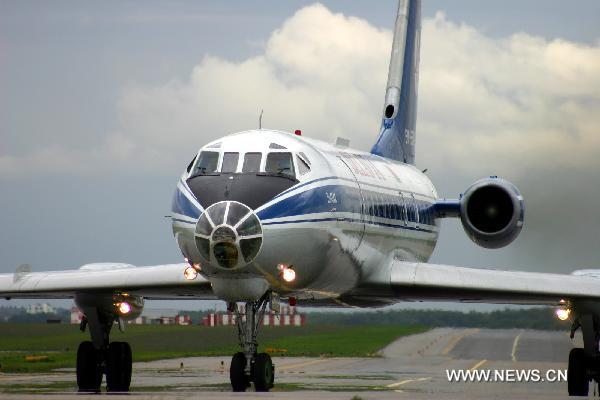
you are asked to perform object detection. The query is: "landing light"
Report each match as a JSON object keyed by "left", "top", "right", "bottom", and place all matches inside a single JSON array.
[
  {"left": 118, "top": 302, "right": 131, "bottom": 315},
  {"left": 556, "top": 308, "right": 571, "bottom": 321},
  {"left": 184, "top": 266, "right": 198, "bottom": 280},
  {"left": 278, "top": 264, "right": 296, "bottom": 283}
]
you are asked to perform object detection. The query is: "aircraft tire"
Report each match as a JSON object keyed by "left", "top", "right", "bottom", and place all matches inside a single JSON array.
[
  {"left": 568, "top": 348, "right": 589, "bottom": 396},
  {"left": 252, "top": 353, "right": 273, "bottom": 392},
  {"left": 106, "top": 341, "right": 132, "bottom": 392},
  {"left": 76, "top": 341, "right": 102, "bottom": 392},
  {"left": 230, "top": 352, "right": 248, "bottom": 392}
]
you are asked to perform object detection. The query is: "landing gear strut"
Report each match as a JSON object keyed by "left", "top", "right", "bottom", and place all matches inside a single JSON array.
[
  {"left": 229, "top": 292, "right": 275, "bottom": 392},
  {"left": 568, "top": 314, "right": 600, "bottom": 396},
  {"left": 76, "top": 308, "right": 133, "bottom": 392}
]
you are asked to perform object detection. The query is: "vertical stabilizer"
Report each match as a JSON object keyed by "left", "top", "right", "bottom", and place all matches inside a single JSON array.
[{"left": 371, "top": 0, "right": 421, "bottom": 164}]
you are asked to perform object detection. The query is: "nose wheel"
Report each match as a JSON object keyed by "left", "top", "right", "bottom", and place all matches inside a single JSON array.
[{"left": 229, "top": 293, "right": 275, "bottom": 392}]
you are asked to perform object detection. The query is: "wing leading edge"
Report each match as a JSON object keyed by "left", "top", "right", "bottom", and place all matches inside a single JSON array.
[
  {"left": 384, "top": 260, "right": 600, "bottom": 305},
  {"left": 0, "top": 263, "right": 216, "bottom": 300}
]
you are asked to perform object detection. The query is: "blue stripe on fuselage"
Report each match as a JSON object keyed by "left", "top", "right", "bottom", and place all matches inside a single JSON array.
[
  {"left": 171, "top": 188, "right": 201, "bottom": 219},
  {"left": 258, "top": 183, "right": 436, "bottom": 228}
]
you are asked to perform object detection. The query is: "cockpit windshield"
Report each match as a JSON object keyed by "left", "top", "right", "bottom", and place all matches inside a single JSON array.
[
  {"left": 265, "top": 152, "right": 295, "bottom": 178},
  {"left": 221, "top": 152, "right": 239, "bottom": 173},
  {"left": 242, "top": 153, "right": 261, "bottom": 172},
  {"left": 194, "top": 151, "right": 219, "bottom": 174}
]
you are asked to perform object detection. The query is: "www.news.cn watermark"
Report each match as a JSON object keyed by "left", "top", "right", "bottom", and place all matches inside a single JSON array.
[{"left": 447, "top": 369, "right": 567, "bottom": 383}]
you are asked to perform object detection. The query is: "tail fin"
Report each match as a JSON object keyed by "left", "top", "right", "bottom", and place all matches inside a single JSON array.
[{"left": 371, "top": 0, "right": 421, "bottom": 164}]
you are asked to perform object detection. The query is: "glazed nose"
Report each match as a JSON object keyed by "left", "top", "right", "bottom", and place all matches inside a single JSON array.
[{"left": 194, "top": 201, "right": 263, "bottom": 269}]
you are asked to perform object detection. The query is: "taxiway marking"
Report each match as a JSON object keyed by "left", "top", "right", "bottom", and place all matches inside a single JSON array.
[
  {"left": 469, "top": 359, "right": 487, "bottom": 371},
  {"left": 441, "top": 328, "right": 479, "bottom": 355},
  {"left": 387, "top": 376, "right": 431, "bottom": 389},
  {"left": 511, "top": 332, "right": 522, "bottom": 362}
]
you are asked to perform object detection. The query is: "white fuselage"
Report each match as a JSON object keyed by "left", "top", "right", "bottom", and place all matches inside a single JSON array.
[{"left": 171, "top": 130, "right": 439, "bottom": 305}]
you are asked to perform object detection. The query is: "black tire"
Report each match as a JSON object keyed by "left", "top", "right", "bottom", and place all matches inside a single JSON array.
[
  {"left": 76, "top": 341, "right": 102, "bottom": 392},
  {"left": 106, "top": 341, "right": 132, "bottom": 392},
  {"left": 252, "top": 353, "right": 273, "bottom": 392},
  {"left": 568, "top": 348, "right": 589, "bottom": 396},
  {"left": 230, "top": 352, "right": 248, "bottom": 392}
]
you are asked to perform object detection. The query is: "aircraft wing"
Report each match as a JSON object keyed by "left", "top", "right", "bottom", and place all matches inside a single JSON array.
[
  {"left": 373, "top": 260, "right": 600, "bottom": 305},
  {"left": 0, "top": 263, "right": 216, "bottom": 300}
]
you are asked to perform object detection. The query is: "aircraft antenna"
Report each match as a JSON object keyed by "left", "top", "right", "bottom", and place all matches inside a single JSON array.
[{"left": 259, "top": 109, "right": 264, "bottom": 129}]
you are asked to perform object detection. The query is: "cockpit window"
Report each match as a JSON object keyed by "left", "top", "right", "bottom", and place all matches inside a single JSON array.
[
  {"left": 221, "top": 152, "right": 239, "bottom": 173},
  {"left": 299, "top": 152, "right": 311, "bottom": 165},
  {"left": 266, "top": 152, "right": 295, "bottom": 178},
  {"left": 242, "top": 153, "right": 261, "bottom": 173},
  {"left": 194, "top": 151, "right": 219, "bottom": 174},
  {"left": 297, "top": 155, "right": 311, "bottom": 175}
]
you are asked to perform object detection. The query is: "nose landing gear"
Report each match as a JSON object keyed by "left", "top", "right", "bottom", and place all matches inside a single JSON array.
[{"left": 229, "top": 293, "right": 275, "bottom": 392}]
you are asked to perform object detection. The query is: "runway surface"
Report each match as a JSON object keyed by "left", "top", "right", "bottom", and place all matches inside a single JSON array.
[{"left": 0, "top": 328, "right": 582, "bottom": 399}]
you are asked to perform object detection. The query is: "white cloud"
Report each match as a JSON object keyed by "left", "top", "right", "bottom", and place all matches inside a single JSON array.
[
  {"left": 418, "top": 12, "right": 600, "bottom": 176},
  {"left": 1, "top": 4, "right": 599, "bottom": 180}
]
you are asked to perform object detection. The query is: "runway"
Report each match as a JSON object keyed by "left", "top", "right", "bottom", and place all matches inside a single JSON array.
[{"left": 0, "top": 328, "right": 581, "bottom": 399}]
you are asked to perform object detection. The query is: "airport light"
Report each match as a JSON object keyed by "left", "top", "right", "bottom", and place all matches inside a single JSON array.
[
  {"left": 184, "top": 266, "right": 198, "bottom": 280},
  {"left": 118, "top": 302, "right": 131, "bottom": 315},
  {"left": 556, "top": 308, "right": 570, "bottom": 321}
]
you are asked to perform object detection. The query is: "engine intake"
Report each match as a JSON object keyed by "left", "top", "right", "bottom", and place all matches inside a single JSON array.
[{"left": 459, "top": 177, "right": 524, "bottom": 249}]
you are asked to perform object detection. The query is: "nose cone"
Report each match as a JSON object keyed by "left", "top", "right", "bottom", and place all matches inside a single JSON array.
[{"left": 194, "top": 201, "right": 263, "bottom": 269}]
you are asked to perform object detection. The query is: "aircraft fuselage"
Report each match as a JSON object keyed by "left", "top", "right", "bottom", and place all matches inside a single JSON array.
[{"left": 171, "top": 129, "right": 439, "bottom": 305}]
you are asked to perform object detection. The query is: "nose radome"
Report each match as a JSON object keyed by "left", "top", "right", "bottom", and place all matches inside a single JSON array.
[{"left": 194, "top": 201, "right": 263, "bottom": 269}]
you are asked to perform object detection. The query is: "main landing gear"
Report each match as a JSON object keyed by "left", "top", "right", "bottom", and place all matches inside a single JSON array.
[
  {"left": 229, "top": 293, "right": 275, "bottom": 392},
  {"left": 76, "top": 309, "right": 132, "bottom": 392},
  {"left": 568, "top": 315, "right": 600, "bottom": 396}
]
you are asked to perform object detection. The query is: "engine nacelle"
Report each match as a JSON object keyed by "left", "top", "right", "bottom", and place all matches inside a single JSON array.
[{"left": 459, "top": 177, "right": 524, "bottom": 249}]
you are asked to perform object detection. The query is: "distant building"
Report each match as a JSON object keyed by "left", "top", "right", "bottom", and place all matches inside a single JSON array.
[
  {"left": 27, "top": 303, "right": 56, "bottom": 314},
  {"left": 202, "top": 305, "right": 305, "bottom": 327}
]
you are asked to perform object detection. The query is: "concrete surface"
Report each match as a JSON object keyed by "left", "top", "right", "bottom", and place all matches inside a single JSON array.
[{"left": 0, "top": 328, "right": 584, "bottom": 399}]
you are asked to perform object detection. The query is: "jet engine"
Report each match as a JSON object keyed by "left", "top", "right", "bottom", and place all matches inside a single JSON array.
[{"left": 459, "top": 177, "right": 524, "bottom": 249}]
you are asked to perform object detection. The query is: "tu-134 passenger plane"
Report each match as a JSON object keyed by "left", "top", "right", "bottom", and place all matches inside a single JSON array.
[{"left": 1, "top": 0, "right": 598, "bottom": 396}]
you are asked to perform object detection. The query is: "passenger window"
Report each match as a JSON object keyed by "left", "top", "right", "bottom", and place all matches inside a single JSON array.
[
  {"left": 242, "top": 153, "right": 262, "bottom": 173},
  {"left": 390, "top": 197, "right": 397, "bottom": 220},
  {"left": 400, "top": 194, "right": 408, "bottom": 225},
  {"left": 194, "top": 151, "right": 219, "bottom": 174},
  {"left": 297, "top": 155, "right": 311, "bottom": 175},
  {"left": 385, "top": 196, "right": 392, "bottom": 219},
  {"left": 365, "top": 192, "right": 373, "bottom": 218},
  {"left": 412, "top": 195, "right": 420, "bottom": 225},
  {"left": 222, "top": 152, "right": 239, "bottom": 173},
  {"left": 266, "top": 152, "right": 295, "bottom": 178}
]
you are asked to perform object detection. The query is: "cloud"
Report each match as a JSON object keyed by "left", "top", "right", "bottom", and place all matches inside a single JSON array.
[
  {"left": 418, "top": 12, "right": 600, "bottom": 177},
  {"left": 2, "top": 4, "right": 599, "bottom": 183}
]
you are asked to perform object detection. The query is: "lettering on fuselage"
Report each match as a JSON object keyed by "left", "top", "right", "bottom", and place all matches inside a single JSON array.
[{"left": 339, "top": 153, "right": 386, "bottom": 181}]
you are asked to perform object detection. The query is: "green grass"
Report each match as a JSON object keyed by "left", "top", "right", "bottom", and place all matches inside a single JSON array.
[{"left": 0, "top": 324, "right": 427, "bottom": 373}]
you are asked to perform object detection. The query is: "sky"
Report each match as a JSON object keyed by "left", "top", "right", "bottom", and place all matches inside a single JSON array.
[{"left": 1, "top": 0, "right": 599, "bottom": 311}]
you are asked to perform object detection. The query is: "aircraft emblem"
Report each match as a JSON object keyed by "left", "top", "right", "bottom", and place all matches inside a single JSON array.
[{"left": 326, "top": 192, "right": 338, "bottom": 204}]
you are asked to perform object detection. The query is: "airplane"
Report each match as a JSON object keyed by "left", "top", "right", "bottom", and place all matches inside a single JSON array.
[{"left": 0, "top": 0, "right": 598, "bottom": 396}]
